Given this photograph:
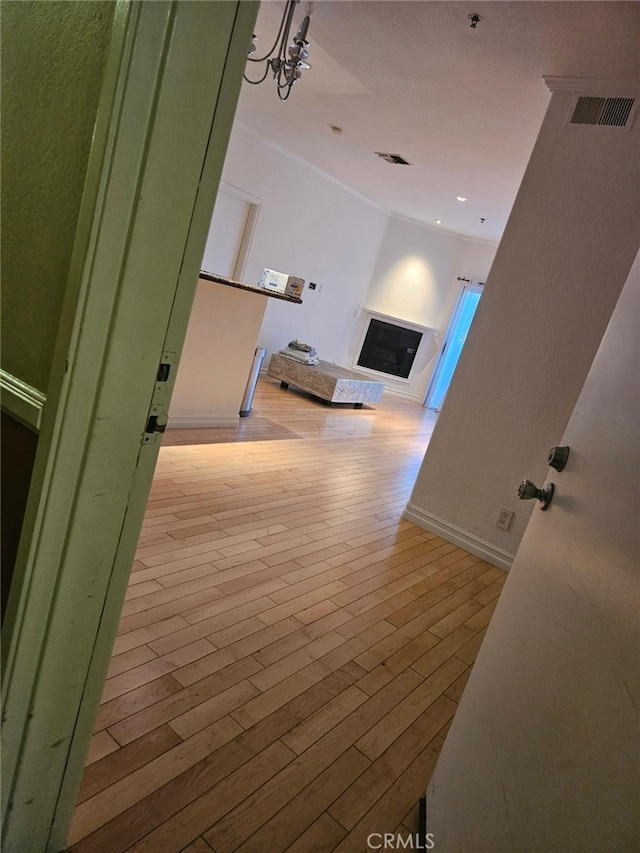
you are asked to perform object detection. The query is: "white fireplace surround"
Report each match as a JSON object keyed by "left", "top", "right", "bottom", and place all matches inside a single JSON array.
[{"left": 352, "top": 310, "right": 437, "bottom": 392}]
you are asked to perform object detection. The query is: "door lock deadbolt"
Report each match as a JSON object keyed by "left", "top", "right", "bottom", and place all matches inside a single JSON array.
[
  {"left": 518, "top": 479, "right": 554, "bottom": 510},
  {"left": 548, "top": 445, "right": 570, "bottom": 472}
]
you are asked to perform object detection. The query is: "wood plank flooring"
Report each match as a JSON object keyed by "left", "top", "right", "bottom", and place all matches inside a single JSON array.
[{"left": 68, "top": 377, "right": 506, "bottom": 852}]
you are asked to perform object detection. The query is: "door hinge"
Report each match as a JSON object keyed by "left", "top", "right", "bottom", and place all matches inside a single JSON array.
[{"left": 143, "top": 351, "right": 176, "bottom": 444}]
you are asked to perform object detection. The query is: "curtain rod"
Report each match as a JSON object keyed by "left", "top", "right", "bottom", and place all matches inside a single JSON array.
[{"left": 457, "top": 276, "right": 485, "bottom": 285}]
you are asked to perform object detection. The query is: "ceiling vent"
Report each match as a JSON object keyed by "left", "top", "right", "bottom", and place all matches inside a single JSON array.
[
  {"left": 375, "top": 152, "right": 411, "bottom": 165},
  {"left": 570, "top": 96, "right": 635, "bottom": 128}
]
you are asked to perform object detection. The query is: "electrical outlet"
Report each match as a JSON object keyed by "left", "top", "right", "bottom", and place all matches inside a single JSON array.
[{"left": 495, "top": 507, "right": 514, "bottom": 530}]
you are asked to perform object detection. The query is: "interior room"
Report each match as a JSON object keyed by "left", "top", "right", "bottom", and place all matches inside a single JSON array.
[{"left": 2, "top": 2, "right": 638, "bottom": 851}]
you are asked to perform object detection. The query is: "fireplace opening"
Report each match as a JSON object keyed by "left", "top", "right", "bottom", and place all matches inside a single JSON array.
[{"left": 357, "top": 318, "right": 423, "bottom": 379}]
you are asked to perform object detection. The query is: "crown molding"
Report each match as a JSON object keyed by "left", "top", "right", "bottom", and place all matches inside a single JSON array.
[
  {"left": 544, "top": 76, "right": 640, "bottom": 97},
  {"left": 390, "top": 211, "right": 499, "bottom": 247},
  {"left": 233, "top": 121, "right": 501, "bottom": 247},
  {"left": 233, "top": 121, "right": 387, "bottom": 215}
]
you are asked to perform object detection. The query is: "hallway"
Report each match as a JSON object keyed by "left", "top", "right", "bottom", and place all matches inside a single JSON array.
[{"left": 68, "top": 377, "right": 506, "bottom": 852}]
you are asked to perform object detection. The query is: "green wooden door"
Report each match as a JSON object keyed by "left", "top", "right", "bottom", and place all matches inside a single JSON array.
[{"left": 1, "top": 2, "right": 258, "bottom": 850}]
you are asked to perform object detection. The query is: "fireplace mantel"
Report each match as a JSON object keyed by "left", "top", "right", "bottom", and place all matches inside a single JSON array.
[{"left": 360, "top": 309, "right": 436, "bottom": 335}]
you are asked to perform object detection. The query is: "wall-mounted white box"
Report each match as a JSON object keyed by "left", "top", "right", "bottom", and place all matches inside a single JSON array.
[
  {"left": 259, "top": 269, "right": 305, "bottom": 298},
  {"left": 259, "top": 268, "right": 289, "bottom": 293}
]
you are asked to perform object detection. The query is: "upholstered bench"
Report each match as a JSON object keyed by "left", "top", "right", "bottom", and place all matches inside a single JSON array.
[{"left": 267, "top": 353, "right": 385, "bottom": 408}]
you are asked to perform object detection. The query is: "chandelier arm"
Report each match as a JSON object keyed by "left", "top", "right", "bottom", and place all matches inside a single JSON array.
[
  {"left": 247, "top": 0, "right": 298, "bottom": 63},
  {"left": 276, "top": 1, "right": 297, "bottom": 66},
  {"left": 246, "top": 0, "right": 310, "bottom": 99},
  {"left": 276, "top": 61, "right": 293, "bottom": 91},
  {"left": 243, "top": 62, "right": 273, "bottom": 85}
]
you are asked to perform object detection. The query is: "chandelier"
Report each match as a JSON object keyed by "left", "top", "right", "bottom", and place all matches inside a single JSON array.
[{"left": 244, "top": 1, "right": 314, "bottom": 101}]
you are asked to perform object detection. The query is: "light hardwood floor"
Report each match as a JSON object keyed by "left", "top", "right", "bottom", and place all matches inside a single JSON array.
[{"left": 68, "top": 376, "right": 506, "bottom": 852}]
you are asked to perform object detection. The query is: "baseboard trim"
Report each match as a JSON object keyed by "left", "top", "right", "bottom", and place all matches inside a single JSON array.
[
  {"left": 382, "top": 387, "right": 423, "bottom": 403},
  {"left": 0, "top": 370, "right": 46, "bottom": 432},
  {"left": 403, "top": 501, "right": 514, "bottom": 571},
  {"left": 167, "top": 415, "right": 239, "bottom": 429}
]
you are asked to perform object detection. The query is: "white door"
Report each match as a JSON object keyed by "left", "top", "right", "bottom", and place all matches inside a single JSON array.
[{"left": 426, "top": 251, "right": 639, "bottom": 850}]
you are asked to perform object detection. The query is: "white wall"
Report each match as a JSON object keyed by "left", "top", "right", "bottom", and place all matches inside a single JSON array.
[
  {"left": 220, "top": 125, "right": 389, "bottom": 368},
  {"left": 458, "top": 237, "right": 499, "bottom": 290},
  {"left": 168, "top": 123, "right": 499, "bottom": 423},
  {"left": 169, "top": 282, "right": 267, "bottom": 427},
  {"left": 405, "top": 79, "right": 640, "bottom": 568},
  {"left": 352, "top": 215, "right": 497, "bottom": 399},
  {"left": 364, "top": 217, "right": 463, "bottom": 328},
  {"left": 218, "top": 125, "right": 497, "bottom": 395},
  {"left": 169, "top": 187, "right": 267, "bottom": 429},
  {"left": 426, "top": 249, "right": 640, "bottom": 850}
]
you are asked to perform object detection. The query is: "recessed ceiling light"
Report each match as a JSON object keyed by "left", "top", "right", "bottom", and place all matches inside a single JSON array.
[
  {"left": 435, "top": 219, "right": 443, "bottom": 225},
  {"left": 456, "top": 196, "right": 468, "bottom": 202}
]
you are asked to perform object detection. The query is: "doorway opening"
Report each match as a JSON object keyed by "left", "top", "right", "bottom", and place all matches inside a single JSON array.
[{"left": 201, "top": 183, "right": 260, "bottom": 281}]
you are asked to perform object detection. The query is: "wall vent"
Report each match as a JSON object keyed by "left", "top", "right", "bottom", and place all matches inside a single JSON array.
[
  {"left": 570, "top": 96, "right": 635, "bottom": 127},
  {"left": 375, "top": 152, "right": 411, "bottom": 165}
]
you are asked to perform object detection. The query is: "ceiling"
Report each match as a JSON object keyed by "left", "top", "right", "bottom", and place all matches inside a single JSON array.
[{"left": 235, "top": 1, "right": 640, "bottom": 242}]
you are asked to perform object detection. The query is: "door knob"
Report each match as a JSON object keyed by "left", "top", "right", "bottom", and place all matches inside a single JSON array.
[
  {"left": 548, "top": 445, "right": 570, "bottom": 472},
  {"left": 518, "top": 479, "right": 554, "bottom": 510}
]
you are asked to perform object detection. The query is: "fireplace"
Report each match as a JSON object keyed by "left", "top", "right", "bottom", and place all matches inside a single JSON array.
[{"left": 357, "top": 317, "right": 423, "bottom": 379}]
